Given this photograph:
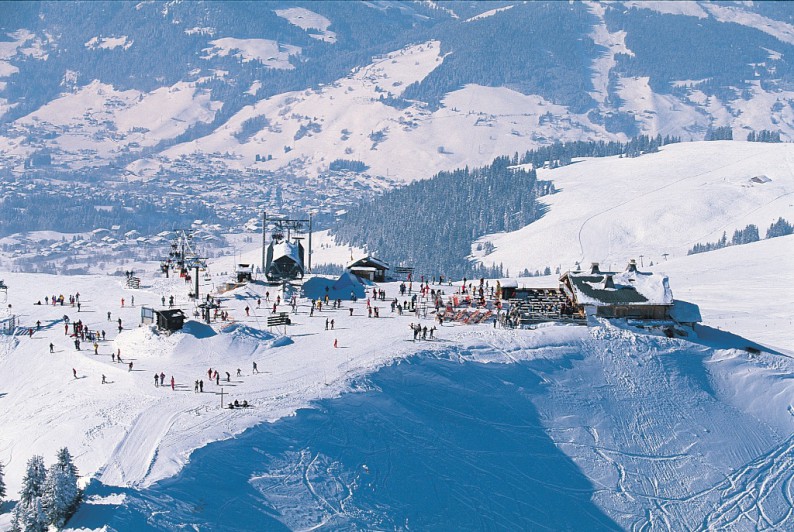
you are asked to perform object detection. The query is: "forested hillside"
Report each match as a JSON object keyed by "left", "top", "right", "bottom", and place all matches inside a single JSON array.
[{"left": 333, "top": 156, "right": 551, "bottom": 278}]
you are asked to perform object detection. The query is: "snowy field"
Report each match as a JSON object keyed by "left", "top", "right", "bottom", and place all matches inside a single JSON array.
[
  {"left": 0, "top": 229, "right": 792, "bottom": 528},
  {"left": 478, "top": 141, "right": 794, "bottom": 274}
]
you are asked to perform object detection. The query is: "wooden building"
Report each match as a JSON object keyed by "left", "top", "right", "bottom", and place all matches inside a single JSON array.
[
  {"left": 560, "top": 261, "right": 673, "bottom": 320},
  {"left": 141, "top": 306, "right": 187, "bottom": 332},
  {"left": 347, "top": 256, "right": 390, "bottom": 282}
]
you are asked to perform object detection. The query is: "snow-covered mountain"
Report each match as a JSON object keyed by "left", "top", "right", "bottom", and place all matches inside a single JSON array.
[
  {"left": 473, "top": 140, "right": 794, "bottom": 274},
  {"left": 3, "top": 1, "right": 794, "bottom": 185}
]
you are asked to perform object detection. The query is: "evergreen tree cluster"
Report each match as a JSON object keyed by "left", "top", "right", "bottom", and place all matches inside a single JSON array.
[
  {"left": 328, "top": 159, "right": 369, "bottom": 173},
  {"left": 765, "top": 217, "right": 794, "bottom": 238},
  {"left": 516, "top": 135, "right": 680, "bottom": 168},
  {"left": 234, "top": 116, "right": 271, "bottom": 144},
  {"left": 705, "top": 126, "right": 733, "bottom": 141},
  {"left": 9, "top": 448, "right": 81, "bottom": 532},
  {"left": 687, "top": 218, "right": 792, "bottom": 255},
  {"left": 606, "top": 6, "right": 794, "bottom": 97},
  {"left": 0, "top": 460, "right": 5, "bottom": 508},
  {"left": 746, "top": 130, "right": 782, "bottom": 143},
  {"left": 332, "top": 156, "right": 551, "bottom": 279},
  {"left": 402, "top": 2, "right": 600, "bottom": 114}
]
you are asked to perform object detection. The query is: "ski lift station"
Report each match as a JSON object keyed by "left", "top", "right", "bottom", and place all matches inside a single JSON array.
[{"left": 262, "top": 212, "right": 312, "bottom": 283}]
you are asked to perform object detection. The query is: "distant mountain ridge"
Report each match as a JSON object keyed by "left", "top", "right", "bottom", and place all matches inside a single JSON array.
[{"left": 2, "top": 1, "right": 794, "bottom": 188}]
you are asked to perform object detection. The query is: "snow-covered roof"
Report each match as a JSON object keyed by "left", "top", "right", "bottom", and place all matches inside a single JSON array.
[
  {"left": 563, "top": 267, "right": 673, "bottom": 307},
  {"left": 346, "top": 255, "right": 390, "bottom": 271},
  {"left": 271, "top": 240, "right": 302, "bottom": 265}
]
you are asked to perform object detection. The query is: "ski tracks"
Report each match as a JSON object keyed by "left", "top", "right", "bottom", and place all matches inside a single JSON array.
[
  {"left": 98, "top": 401, "right": 186, "bottom": 487},
  {"left": 699, "top": 434, "right": 794, "bottom": 531}
]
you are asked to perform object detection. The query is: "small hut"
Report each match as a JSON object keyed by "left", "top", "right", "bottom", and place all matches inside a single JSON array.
[
  {"left": 346, "top": 256, "right": 389, "bottom": 282},
  {"left": 235, "top": 263, "right": 254, "bottom": 283},
  {"left": 142, "top": 306, "right": 186, "bottom": 332}
]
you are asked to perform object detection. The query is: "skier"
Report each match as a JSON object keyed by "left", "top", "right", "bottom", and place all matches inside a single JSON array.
[
  {"left": 325, "top": 318, "right": 329, "bottom": 330},
  {"left": 226, "top": 371, "right": 230, "bottom": 382},
  {"left": 330, "top": 319, "right": 335, "bottom": 330},
  {"left": 107, "top": 311, "right": 111, "bottom": 321},
  {"left": 154, "top": 373, "right": 159, "bottom": 387},
  {"left": 72, "top": 368, "right": 77, "bottom": 379},
  {"left": 128, "top": 361, "right": 133, "bottom": 372},
  {"left": 36, "top": 320, "right": 41, "bottom": 330},
  {"left": 215, "top": 373, "right": 219, "bottom": 386},
  {"left": 199, "top": 379, "right": 204, "bottom": 392},
  {"left": 236, "top": 368, "right": 242, "bottom": 377},
  {"left": 207, "top": 368, "right": 212, "bottom": 380},
  {"left": 160, "top": 372, "right": 165, "bottom": 385},
  {"left": 49, "top": 342, "right": 54, "bottom": 353},
  {"left": 252, "top": 361, "right": 258, "bottom": 374},
  {"left": 77, "top": 302, "right": 81, "bottom": 312},
  {"left": 194, "top": 380, "right": 199, "bottom": 393},
  {"left": 121, "top": 298, "right": 125, "bottom": 307},
  {"left": 245, "top": 306, "right": 250, "bottom": 316},
  {"left": 131, "top": 295, "right": 134, "bottom": 307},
  {"left": 170, "top": 376, "right": 175, "bottom": 391},
  {"left": 334, "top": 338, "right": 338, "bottom": 348},
  {"left": 102, "top": 374, "right": 106, "bottom": 384}
]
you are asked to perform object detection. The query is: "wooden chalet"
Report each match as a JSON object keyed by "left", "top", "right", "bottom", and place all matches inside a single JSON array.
[
  {"left": 347, "top": 255, "right": 389, "bottom": 283},
  {"left": 560, "top": 261, "right": 673, "bottom": 320}
]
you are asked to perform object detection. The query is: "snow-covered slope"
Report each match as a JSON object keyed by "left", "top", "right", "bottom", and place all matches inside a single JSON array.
[
  {"left": 475, "top": 141, "right": 794, "bottom": 273},
  {"left": 652, "top": 234, "right": 794, "bottom": 350},
  {"left": 0, "top": 231, "right": 791, "bottom": 528}
]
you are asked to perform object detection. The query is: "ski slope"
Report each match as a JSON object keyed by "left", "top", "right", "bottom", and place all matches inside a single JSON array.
[
  {"left": 477, "top": 141, "right": 794, "bottom": 274},
  {"left": 0, "top": 225, "right": 791, "bottom": 528}
]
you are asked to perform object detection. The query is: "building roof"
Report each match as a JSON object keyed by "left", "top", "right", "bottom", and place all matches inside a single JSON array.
[
  {"left": 562, "top": 269, "right": 673, "bottom": 307},
  {"left": 155, "top": 309, "right": 186, "bottom": 319},
  {"left": 346, "top": 255, "right": 390, "bottom": 271}
]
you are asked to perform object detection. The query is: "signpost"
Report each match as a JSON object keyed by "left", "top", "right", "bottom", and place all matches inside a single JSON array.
[{"left": 267, "top": 313, "right": 291, "bottom": 335}]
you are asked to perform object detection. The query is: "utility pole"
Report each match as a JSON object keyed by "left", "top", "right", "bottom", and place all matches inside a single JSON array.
[{"left": 262, "top": 210, "right": 267, "bottom": 275}]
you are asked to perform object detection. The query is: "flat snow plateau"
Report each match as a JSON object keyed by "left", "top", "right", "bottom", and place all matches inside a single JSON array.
[{"left": 0, "top": 233, "right": 792, "bottom": 529}]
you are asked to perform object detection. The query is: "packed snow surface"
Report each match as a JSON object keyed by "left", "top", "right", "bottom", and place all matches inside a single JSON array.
[
  {"left": 478, "top": 141, "right": 794, "bottom": 273},
  {"left": 0, "top": 222, "right": 791, "bottom": 528}
]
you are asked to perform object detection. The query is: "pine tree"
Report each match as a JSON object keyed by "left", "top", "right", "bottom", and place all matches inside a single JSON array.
[
  {"left": 41, "top": 447, "right": 81, "bottom": 528},
  {"left": 0, "top": 460, "right": 6, "bottom": 505},
  {"left": 11, "top": 455, "right": 47, "bottom": 532}
]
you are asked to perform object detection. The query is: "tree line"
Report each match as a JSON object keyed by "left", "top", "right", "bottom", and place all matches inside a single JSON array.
[{"left": 688, "top": 217, "right": 793, "bottom": 255}]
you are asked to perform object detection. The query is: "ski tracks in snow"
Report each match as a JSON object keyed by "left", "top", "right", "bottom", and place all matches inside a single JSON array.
[
  {"left": 98, "top": 402, "right": 188, "bottom": 487},
  {"left": 699, "top": 434, "right": 794, "bottom": 531}
]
